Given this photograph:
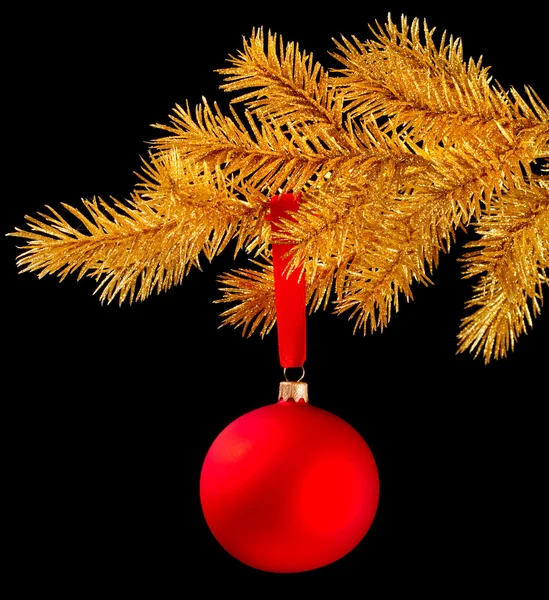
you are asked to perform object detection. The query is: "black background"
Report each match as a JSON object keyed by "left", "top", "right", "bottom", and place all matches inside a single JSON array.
[{"left": 4, "top": 2, "right": 547, "bottom": 591}]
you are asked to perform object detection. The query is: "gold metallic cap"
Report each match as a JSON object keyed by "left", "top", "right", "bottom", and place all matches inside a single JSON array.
[{"left": 278, "top": 381, "right": 309, "bottom": 403}]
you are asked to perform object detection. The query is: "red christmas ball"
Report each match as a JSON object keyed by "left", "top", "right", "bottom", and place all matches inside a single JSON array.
[{"left": 200, "top": 399, "right": 380, "bottom": 573}]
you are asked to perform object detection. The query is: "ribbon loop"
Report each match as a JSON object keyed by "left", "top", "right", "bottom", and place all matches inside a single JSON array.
[{"left": 269, "top": 193, "right": 307, "bottom": 369}]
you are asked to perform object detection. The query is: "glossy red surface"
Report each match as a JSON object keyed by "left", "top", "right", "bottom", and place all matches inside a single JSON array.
[{"left": 200, "top": 401, "right": 379, "bottom": 573}]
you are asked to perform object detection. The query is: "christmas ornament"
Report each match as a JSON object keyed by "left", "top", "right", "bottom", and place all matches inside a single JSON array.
[
  {"left": 200, "top": 392, "right": 379, "bottom": 573},
  {"left": 200, "top": 194, "right": 379, "bottom": 572}
]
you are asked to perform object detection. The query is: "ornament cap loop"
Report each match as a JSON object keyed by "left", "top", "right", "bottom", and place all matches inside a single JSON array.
[
  {"left": 278, "top": 381, "right": 309, "bottom": 403},
  {"left": 283, "top": 366, "right": 305, "bottom": 382}
]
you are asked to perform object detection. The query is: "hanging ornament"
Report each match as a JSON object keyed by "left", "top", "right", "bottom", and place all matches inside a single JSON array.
[{"left": 200, "top": 194, "right": 380, "bottom": 573}]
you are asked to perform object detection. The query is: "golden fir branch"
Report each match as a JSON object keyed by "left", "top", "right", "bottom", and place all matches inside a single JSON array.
[
  {"left": 10, "top": 14, "right": 549, "bottom": 362},
  {"left": 215, "top": 258, "right": 277, "bottom": 338},
  {"left": 218, "top": 28, "right": 343, "bottom": 129},
  {"left": 331, "top": 16, "right": 499, "bottom": 121},
  {"left": 330, "top": 15, "right": 549, "bottom": 154},
  {"left": 215, "top": 252, "right": 355, "bottom": 337},
  {"left": 11, "top": 163, "right": 259, "bottom": 304},
  {"left": 457, "top": 176, "right": 549, "bottom": 361},
  {"left": 151, "top": 92, "right": 424, "bottom": 202},
  {"left": 218, "top": 144, "right": 547, "bottom": 340}
]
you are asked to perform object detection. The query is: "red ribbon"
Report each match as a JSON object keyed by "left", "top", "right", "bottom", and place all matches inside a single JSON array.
[{"left": 269, "top": 193, "right": 307, "bottom": 369}]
